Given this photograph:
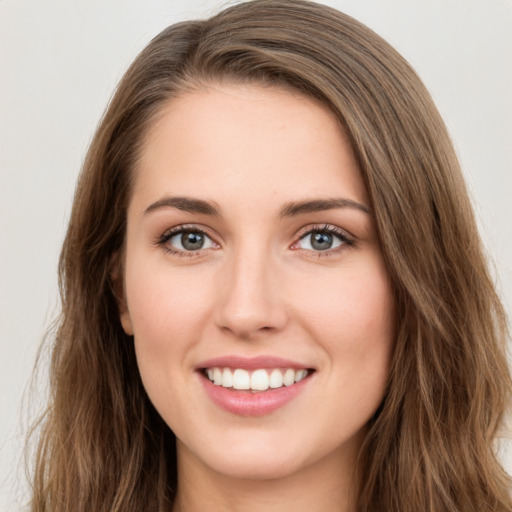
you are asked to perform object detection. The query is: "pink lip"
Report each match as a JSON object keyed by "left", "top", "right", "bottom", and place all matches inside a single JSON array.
[
  {"left": 196, "top": 355, "right": 314, "bottom": 417},
  {"left": 199, "top": 376, "right": 312, "bottom": 416}
]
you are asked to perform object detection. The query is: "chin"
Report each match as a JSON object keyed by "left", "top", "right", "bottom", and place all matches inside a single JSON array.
[
  {"left": 176, "top": 429, "right": 313, "bottom": 481},
  {"left": 180, "top": 424, "right": 361, "bottom": 483},
  {"left": 206, "top": 451, "right": 307, "bottom": 481}
]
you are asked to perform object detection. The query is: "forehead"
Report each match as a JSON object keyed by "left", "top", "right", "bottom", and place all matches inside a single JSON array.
[{"left": 131, "top": 83, "right": 367, "bottom": 212}]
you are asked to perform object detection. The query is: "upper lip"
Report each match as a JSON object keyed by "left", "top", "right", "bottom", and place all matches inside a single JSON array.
[{"left": 196, "top": 355, "right": 313, "bottom": 371}]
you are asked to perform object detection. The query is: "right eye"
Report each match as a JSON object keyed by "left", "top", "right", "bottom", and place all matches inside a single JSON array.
[
  {"left": 165, "top": 229, "right": 216, "bottom": 252},
  {"left": 296, "top": 230, "right": 346, "bottom": 252}
]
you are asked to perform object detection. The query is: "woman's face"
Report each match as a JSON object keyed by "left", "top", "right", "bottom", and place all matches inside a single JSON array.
[{"left": 120, "top": 84, "right": 395, "bottom": 480}]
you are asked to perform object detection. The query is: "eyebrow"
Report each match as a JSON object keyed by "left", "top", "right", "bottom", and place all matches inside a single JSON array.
[
  {"left": 143, "top": 195, "right": 371, "bottom": 217},
  {"left": 143, "top": 196, "right": 221, "bottom": 216},
  {"left": 279, "top": 198, "right": 371, "bottom": 217}
]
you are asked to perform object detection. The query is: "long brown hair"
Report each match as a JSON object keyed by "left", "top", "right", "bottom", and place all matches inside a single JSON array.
[{"left": 29, "top": 1, "right": 511, "bottom": 510}]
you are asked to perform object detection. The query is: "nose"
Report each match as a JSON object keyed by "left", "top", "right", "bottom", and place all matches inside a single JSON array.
[{"left": 214, "top": 245, "right": 288, "bottom": 340}]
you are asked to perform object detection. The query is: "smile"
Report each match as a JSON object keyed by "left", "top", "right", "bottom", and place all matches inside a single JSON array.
[
  {"left": 205, "top": 367, "right": 310, "bottom": 392},
  {"left": 197, "top": 356, "right": 315, "bottom": 416}
]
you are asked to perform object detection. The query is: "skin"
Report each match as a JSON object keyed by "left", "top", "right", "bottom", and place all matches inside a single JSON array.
[{"left": 118, "top": 84, "right": 395, "bottom": 512}]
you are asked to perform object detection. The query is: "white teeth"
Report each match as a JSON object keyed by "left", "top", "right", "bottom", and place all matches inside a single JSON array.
[
  {"left": 295, "top": 369, "right": 308, "bottom": 382},
  {"left": 213, "top": 367, "right": 222, "bottom": 385},
  {"left": 251, "top": 369, "right": 269, "bottom": 391},
  {"left": 232, "top": 369, "right": 250, "bottom": 390},
  {"left": 269, "top": 368, "right": 283, "bottom": 388},
  {"left": 283, "top": 368, "right": 295, "bottom": 386},
  {"left": 222, "top": 367, "right": 233, "bottom": 388},
  {"left": 206, "top": 367, "right": 309, "bottom": 391}
]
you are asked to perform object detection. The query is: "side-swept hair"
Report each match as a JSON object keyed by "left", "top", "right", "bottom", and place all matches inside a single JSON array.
[{"left": 30, "top": 1, "right": 511, "bottom": 511}]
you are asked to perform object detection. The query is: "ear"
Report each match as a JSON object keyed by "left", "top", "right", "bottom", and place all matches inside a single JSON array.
[{"left": 110, "top": 252, "right": 134, "bottom": 336}]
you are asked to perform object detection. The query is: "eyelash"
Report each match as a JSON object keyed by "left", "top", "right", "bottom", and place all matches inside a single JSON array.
[
  {"left": 155, "top": 224, "right": 216, "bottom": 258},
  {"left": 292, "top": 224, "right": 356, "bottom": 258},
  {"left": 155, "top": 223, "right": 356, "bottom": 258}
]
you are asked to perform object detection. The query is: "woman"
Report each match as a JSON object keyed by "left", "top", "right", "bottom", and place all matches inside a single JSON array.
[{"left": 29, "top": 1, "right": 511, "bottom": 510}]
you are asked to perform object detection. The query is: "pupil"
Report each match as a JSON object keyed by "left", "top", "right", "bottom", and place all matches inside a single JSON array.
[
  {"left": 181, "top": 231, "right": 204, "bottom": 250},
  {"left": 311, "top": 232, "right": 332, "bottom": 251}
]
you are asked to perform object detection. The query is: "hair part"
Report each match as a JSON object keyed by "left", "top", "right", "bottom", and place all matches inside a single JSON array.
[{"left": 29, "top": 1, "right": 511, "bottom": 511}]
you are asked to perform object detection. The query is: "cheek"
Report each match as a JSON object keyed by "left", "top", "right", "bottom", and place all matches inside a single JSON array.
[
  {"left": 123, "top": 257, "right": 217, "bottom": 421},
  {"left": 126, "top": 258, "right": 207, "bottom": 335},
  {"left": 123, "top": 254, "right": 218, "bottom": 384},
  {"left": 289, "top": 256, "right": 395, "bottom": 379},
  {"left": 295, "top": 261, "right": 393, "bottom": 335}
]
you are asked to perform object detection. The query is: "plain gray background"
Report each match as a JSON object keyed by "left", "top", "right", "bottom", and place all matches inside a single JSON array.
[{"left": 1, "top": 1, "right": 511, "bottom": 510}]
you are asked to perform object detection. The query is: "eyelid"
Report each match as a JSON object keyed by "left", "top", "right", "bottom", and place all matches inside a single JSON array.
[
  {"left": 290, "top": 224, "right": 356, "bottom": 254},
  {"left": 158, "top": 223, "right": 217, "bottom": 240},
  {"left": 155, "top": 224, "right": 221, "bottom": 257}
]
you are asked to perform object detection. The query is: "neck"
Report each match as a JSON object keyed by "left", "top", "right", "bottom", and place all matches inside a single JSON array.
[{"left": 172, "top": 439, "right": 362, "bottom": 512}]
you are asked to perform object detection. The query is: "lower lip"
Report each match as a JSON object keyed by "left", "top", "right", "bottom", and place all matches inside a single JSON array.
[{"left": 199, "top": 373, "right": 312, "bottom": 417}]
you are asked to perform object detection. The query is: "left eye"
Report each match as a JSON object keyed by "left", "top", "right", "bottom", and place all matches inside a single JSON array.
[
  {"left": 168, "top": 230, "right": 215, "bottom": 251},
  {"left": 297, "top": 230, "right": 345, "bottom": 251}
]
